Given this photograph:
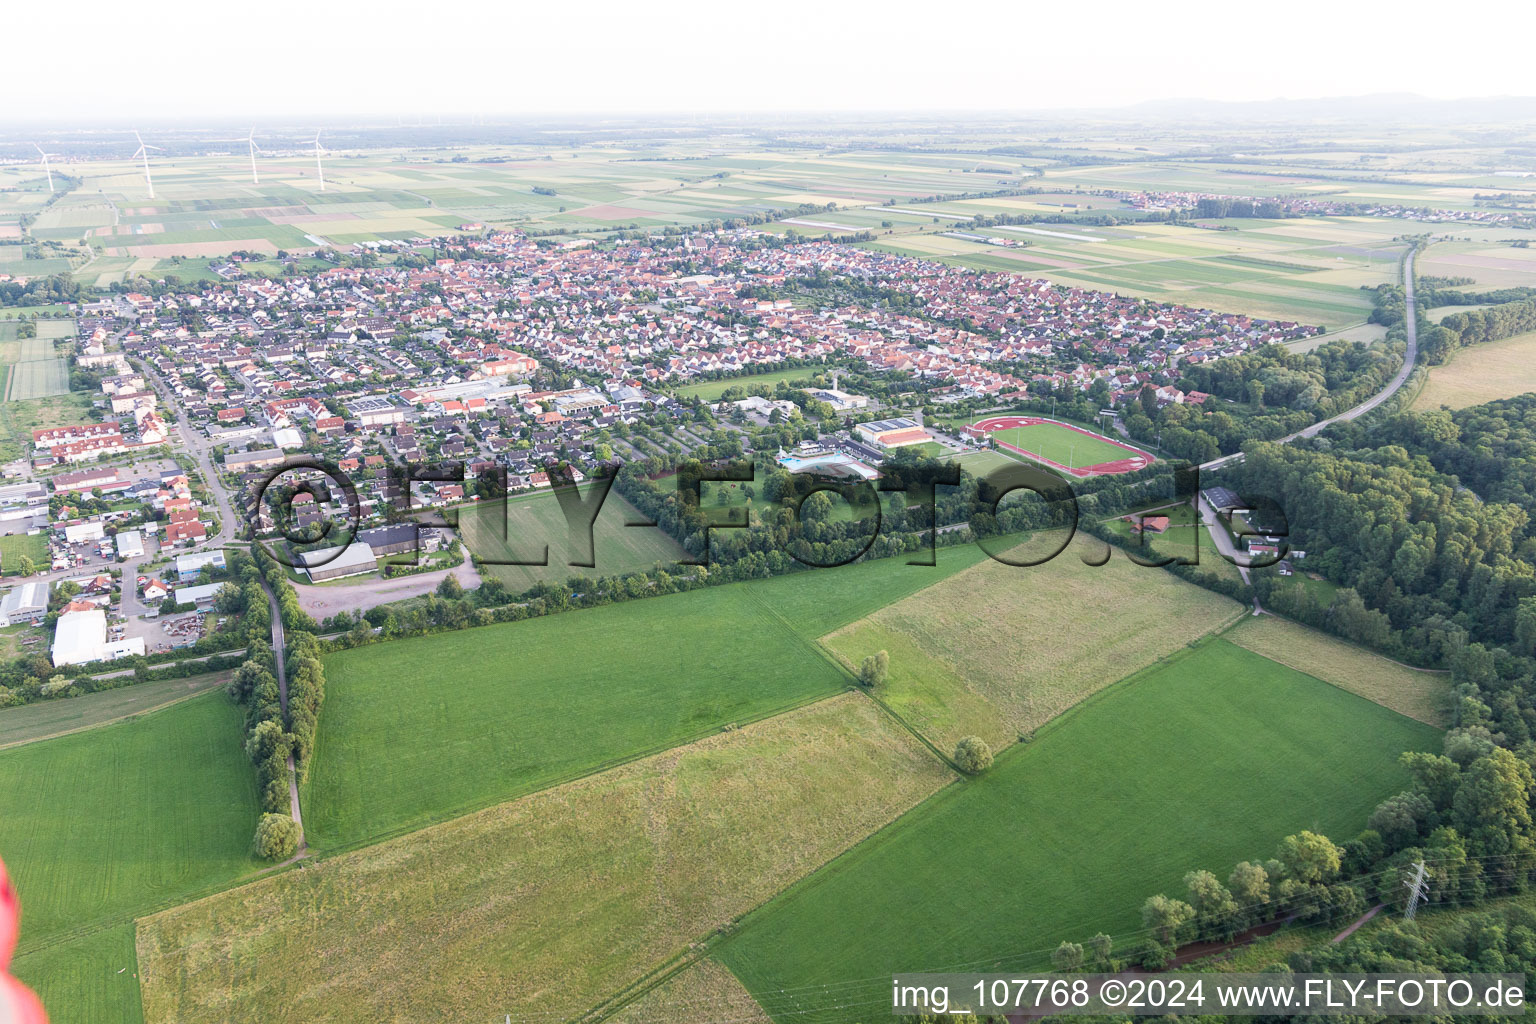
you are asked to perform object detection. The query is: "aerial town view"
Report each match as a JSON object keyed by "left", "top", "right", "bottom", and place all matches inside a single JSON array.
[{"left": 5, "top": 3, "right": 1536, "bottom": 1022}]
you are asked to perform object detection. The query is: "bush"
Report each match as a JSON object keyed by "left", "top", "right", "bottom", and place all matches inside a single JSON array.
[
  {"left": 954, "top": 735, "right": 993, "bottom": 774},
  {"left": 252, "top": 813, "right": 302, "bottom": 860}
]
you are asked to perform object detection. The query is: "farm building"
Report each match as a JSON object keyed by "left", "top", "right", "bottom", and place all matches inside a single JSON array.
[
  {"left": 175, "top": 550, "right": 227, "bottom": 580},
  {"left": 300, "top": 542, "right": 378, "bottom": 583},
  {"left": 1202, "top": 487, "right": 1244, "bottom": 515},
  {"left": 854, "top": 417, "right": 933, "bottom": 450},
  {"left": 357, "top": 523, "right": 423, "bottom": 558},
  {"left": 0, "top": 581, "right": 49, "bottom": 627},
  {"left": 51, "top": 608, "right": 145, "bottom": 666}
]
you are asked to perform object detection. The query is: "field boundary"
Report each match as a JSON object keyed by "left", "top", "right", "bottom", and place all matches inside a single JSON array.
[{"left": 0, "top": 675, "right": 230, "bottom": 750}]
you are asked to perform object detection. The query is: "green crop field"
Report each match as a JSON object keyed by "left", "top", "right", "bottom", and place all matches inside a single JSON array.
[
  {"left": 138, "top": 694, "right": 952, "bottom": 1024},
  {"left": 716, "top": 639, "right": 1442, "bottom": 1023},
  {"left": 303, "top": 540, "right": 1001, "bottom": 853},
  {"left": 0, "top": 671, "right": 232, "bottom": 749},
  {"left": 983, "top": 419, "right": 1141, "bottom": 470},
  {"left": 0, "top": 692, "right": 262, "bottom": 1024},
  {"left": 1228, "top": 615, "right": 1450, "bottom": 726},
  {"left": 454, "top": 488, "right": 687, "bottom": 591},
  {"left": 823, "top": 533, "right": 1242, "bottom": 751}
]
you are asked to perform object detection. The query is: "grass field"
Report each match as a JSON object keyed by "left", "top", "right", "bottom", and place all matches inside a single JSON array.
[
  {"left": 454, "top": 488, "right": 687, "bottom": 591},
  {"left": 0, "top": 692, "right": 261, "bottom": 1023},
  {"left": 609, "top": 959, "right": 770, "bottom": 1024},
  {"left": 716, "top": 639, "right": 1442, "bottom": 1023},
  {"left": 138, "top": 694, "right": 951, "bottom": 1024},
  {"left": 822, "top": 533, "right": 1241, "bottom": 751},
  {"left": 0, "top": 531, "right": 47, "bottom": 574},
  {"left": 303, "top": 540, "right": 1001, "bottom": 852},
  {"left": 1227, "top": 614, "right": 1449, "bottom": 726},
  {"left": 8, "top": 925, "right": 144, "bottom": 1024},
  {"left": 0, "top": 671, "right": 232, "bottom": 749},
  {"left": 1412, "top": 330, "right": 1536, "bottom": 411},
  {"left": 675, "top": 367, "right": 824, "bottom": 402},
  {"left": 980, "top": 418, "right": 1144, "bottom": 471}
]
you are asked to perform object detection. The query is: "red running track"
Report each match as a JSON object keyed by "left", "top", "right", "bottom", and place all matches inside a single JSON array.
[{"left": 967, "top": 416, "right": 1152, "bottom": 477}]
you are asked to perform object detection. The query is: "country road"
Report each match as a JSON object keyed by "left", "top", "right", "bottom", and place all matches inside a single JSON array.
[
  {"left": 260, "top": 578, "right": 306, "bottom": 849},
  {"left": 1194, "top": 250, "right": 1418, "bottom": 585},
  {"left": 1201, "top": 250, "right": 1418, "bottom": 472}
]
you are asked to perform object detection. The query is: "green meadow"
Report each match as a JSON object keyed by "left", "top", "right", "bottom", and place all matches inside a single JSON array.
[{"left": 717, "top": 639, "right": 1440, "bottom": 1023}]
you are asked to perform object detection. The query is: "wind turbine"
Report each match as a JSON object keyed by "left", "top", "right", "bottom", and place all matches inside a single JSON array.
[
  {"left": 33, "top": 144, "right": 60, "bottom": 193},
  {"left": 312, "top": 129, "right": 327, "bottom": 192},
  {"left": 246, "top": 128, "right": 263, "bottom": 185},
  {"left": 132, "top": 130, "right": 163, "bottom": 199}
]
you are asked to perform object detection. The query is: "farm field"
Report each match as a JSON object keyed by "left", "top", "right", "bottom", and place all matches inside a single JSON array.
[
  {"left": 1411, "top": 330, "right": 1536, "bottom": 410},
  {"left": 1227, "top": 614, "right": 1449, "bottom": 726},
  {"left": 716, "top": 639, "right": 1442, "bottom": 1023},
  {"left": 8, "top": 924, "right": 143, "bottom": 1024},
  {"left": 0, "top": 671, "right": 232, "bottom": 749},
  {"left": 0, "top": 692, "right": 261, "bottom": 1023},
  {"left": 609, "top": 958, "right": 770, "bottom": 1024},
  {"left": 138, "top": 694, "right": 952, "bottom": 1024},
  {"left": 454, "top": 487, "right": 687, "bottom": 591},
  {"left": 303, "top": 539, "right": 1002, "bottom": 853},
  {"left": 821, "top": 532, "right": 1243, "bottom": 752},
  {"left": 1417, "top": 240, "right": 1536, "bottom": 290},
  {"left": 864, "top": 214, "right": 1408, "bottom": 327}
]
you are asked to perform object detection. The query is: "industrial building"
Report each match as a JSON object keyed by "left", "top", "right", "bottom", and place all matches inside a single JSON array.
[
  {"left": 0, "top": 581, "right": 49, "bottom": 627},
  {"left": 51, "top": 608, "right": 145, "bottom": 666},
  {"left": 299, "top": 542, "right": 378, "bottom": 582}
]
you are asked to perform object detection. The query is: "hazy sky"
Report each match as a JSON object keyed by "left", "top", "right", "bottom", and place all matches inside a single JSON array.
[{"left": 13, "top": 0, "right": 1536, "bottom": 122}]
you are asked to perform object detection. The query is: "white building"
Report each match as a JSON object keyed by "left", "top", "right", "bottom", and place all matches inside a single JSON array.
[
  {"left": 175, "top": 582, "right": 227, "bottom": 608},
  {"left": 115, "top": 530, "right": 145, "bottom": 559},
  {"left": 63, "top": 521, "right": 105, "bottom": 544},
  {"left": 0, "top": 581, "right": 48, "bottom": 627},
  {"left": 272, "top": 427, "right": 304, "bottom": 450},
  {"left": 50, "top": 609, "right": 146, "bottom": 666},
  {"left": 299, "top": 542, "right": 378, "bottom": 583}
]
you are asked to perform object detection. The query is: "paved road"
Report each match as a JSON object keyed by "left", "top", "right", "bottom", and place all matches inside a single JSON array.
[
  {"left": 1192, "top": 252, "right": 1418, "bottom": 586},
  {"left": 135, "top": 357, "right": 239, "bottom": 547},
  {"left": 260, "top": 578, "right": 306, "bottom": 847},
  {"left": 1201, "top": 251, "right": 1418, "bottom": 472}
]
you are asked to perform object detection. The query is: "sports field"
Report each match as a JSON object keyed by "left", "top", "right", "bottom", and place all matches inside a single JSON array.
[
  {"left": 969, "top": 416, "right": 1151, "bottom": 475},
  {"left": 0, "top": 692, "right": 261, "bottom": 1021},
  {"left": 455, "top": 487, "right": 687, "bottom": 591},
  {"left": 1411, "top": 330, "right": 1536, "bottom": 411},
  {"left": 138, "top": 694, "right": 952, "bottom": 1023},
  {"left": 822, "top": 532, "right": 1242, "bottom": 751},
  {"left": 303, "top": 540, "right": 1001, "bottom": 853},
  {"left": 716, "top": 639, "right": 1442, "bottom": 1023}
]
